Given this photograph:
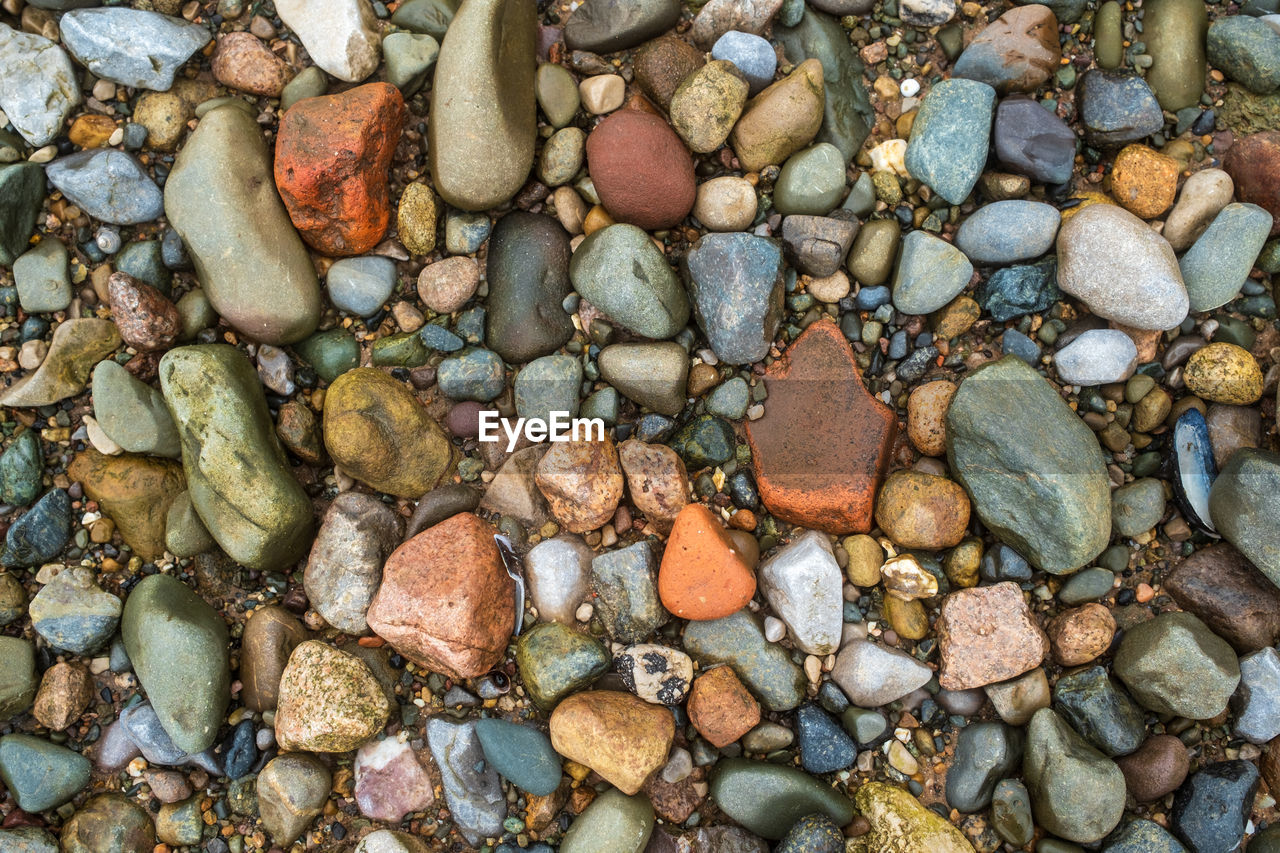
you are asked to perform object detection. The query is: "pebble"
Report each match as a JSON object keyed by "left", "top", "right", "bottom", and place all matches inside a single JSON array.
[
  {"left": 946, "top": 721, "right": 1024, "bottom": 812},
  {"left": 383, "top": 32, "right": 440, "bottom": 94},
  {"left": 684, "top": 609, "right": 806, "bottom": 712},
  {"left": 687, "top": 665, "right": 760, "bottom": 747},
  {"left": 559, "top": 788, "right": 654, "bottom": 853},
  {"left": 756, "top": 529, "right": 843, "bottom": 654},
  {"left": 13, "top": 240, "right": 70, "bottom": 313},
  {"left": 1053, "top": 665, "right": 1145, "bottom": 756},
  {"left": 275, "top": 640, "right": 390, "bottom": 752},
  {"left": 904, "top": 78, "right": 996, "bottom": 204},
  {"left": 29, "top": 566, "right": 120, "bottom": 654},
  {"left": 1079, "top": 69, "right": 1165, "bottom": 146},
  {"left": 892, "top": 230, "right": 974, "bottom": 315},
  {"left": 710, "top": 758, "right": 854, "bottom": 840},
  {"left": 598, "top": 342, "right": 688, "bottom": 416},
  {"left": 615, "top": 644, "right": 693, "bottom": 705},
  {"left": 0, "top": 637, "right": 35, "bottom": 719},
  {"left": 0, "top": 25, "right": 81, "bottom": 147},
  {"left": 485, "top": 211, "right": 574, "bottom": 363},
  {"left": 682, "top": 232, "right": 784, "bottom": 364},
  {"left": 1110, "top": 144, "right": 1179, "bottom": 218},
  {"left": 549, "top": 690, "right": 674, "bottom": 795},
  {"left": 1113, "top": 611, "right": 1240, "bottom": 719},
  {"left": 108, "top": 272, "right": 180, "bottom": 352},
  {"left": 693, "top": 176, "right": 758, "bottom": 231},
  {"left": 618, "top": 439, "right": 690, "bottom": 533},
  {"left": 794, "top": 702, "right": 856, "bottom": 773},
  {"left": 212, "top": 32, "right": 295, "bottom": 96},
  {"left": 956, "top": 199, "right": 1060, "bottom": 265},
  {"left": 1184, "top": 342, "right": 1264, "bottom": 404},
  {"left": 564, "top": 0, "right": 680, "bottom": 53},
  {"left": 1164, "top": 168, "right": 1234, "bottom": 251},
  {"left": 61, "top": 8, "right": 210, "bottom": 91},
  {"left": 1105, "top": 819, "right": 1188, "bottom": 853},
  {"left": 305, "top": 493, "right": 402, "bottom": 635},
  {"left": 524, "top": 535, "right": 593, "bottom": 625},
  {"left": 993, "top": 95, "right": 1078, "bottom": 185},
  {"left": 855, "top": 782, "right": 973, "bottom": 852},
  {"left": 516, "top": 620, "right": 610, "bottom": 708},
  {"left": 1233, "top": 646, "right": 1280, "bottom": 743},
  {"left": 1207, "top": 16, "right": 1280, "bottom": 94},
  {"left": 952, "top": 6, "right": 1060, "bottom": 94},
  {"left": 3, "top": 488, "right": 71, "bottom": 568},
  {"left": 61, "top": 794, "right": 155, "bottom": 853},
  {"left": 257, "top": 753, "right": 332, "bottom": 846},
  {"left": 0, "top": 733, "right": 91, "bottom": 812},
  {"left": 1145, "top": 0, "right": 1208, "bottom": 110},
  {"left": 634, "top": 35, "right": 706, "bottom": 110},
  {"left": 535, "top": 63, "right": 579, "bottom": 128},
  {"left": 352, "top": 737, "right": 435, "bottom": 822},
  {"left": 1055, "top": 329, "right": 1139, "bottom": 386},
  {"left": 45, "top": 149, "right": 163, "bottom": 226},
  {"left": 571, "top": 224, "right": 689, "bottom": 339},
  {"left": 711, "top": 30, "right": 776, "bottom": 93},
  {"left": 1166, "top": 542, "right": 1280, "bottom": 652},
  {"left": 1171, "top": 761, "right": 1260, "bottom": 853},
  {"left": 830, "top": 638, "right": 931, "bottom": 707},
  {"left": 1116, "top": 734, "right": 1190, "bottom": 802},
  {"left": 1180, "top": 203, "right": 1273, "bottom": 312},
  {"left": 730, "top": 58, "right": 825, "bottom": 172},
  {"left": 1224, "top": 132, "right": 1280, "bottom": 235}
]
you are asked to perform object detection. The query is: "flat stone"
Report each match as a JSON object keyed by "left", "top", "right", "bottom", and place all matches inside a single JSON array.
[
  {"left": 1144, "top": 0, "right": 1208, "bottom": 110},
  {"left": 952, "top": 5, "right": 1060, "bottom": 93},
  {"left": 598, "top": 342, "right": 688, "bottom": 416},
  {"left": 892, "top": 230, "right": 975, "bottom": 315},
  {"left": 29, "top": 565, "right": 120, "bottom": 655},
  {"left": 830, "top": 639, "right": 932, "bottom": 707},
  {"left": 559, "top": 788, "right": 654, "bottom": 853},
  {"left": 946, "top": 721, "right": 1024, "bottom": 813},
  {"left": 239, "top": 605, "right": 306, "bottom": 713},
  {"left": 729, "top": 58, "right": 825, "bottom": 172},
  {"left": 1165, "top": 542, "right": 1280, "bottom": 653},
  {"left": 1054, "top": 328, "right": 1139, "bottom": 386},
  {"left": 474, "top": 718, "right": 561, "bottom": 796},
  {"left": 1078, "top": 69, "right": 1165, "bottom": 146},
  {"left": 60, "top": 8, "right": 210, "bottom": 91},
  {"left": 1115, "top": 734, "right": 1190, "bottom": 802},
  {"left": 936, "top": 582, "right": 1049, "bottom": 690},
  {"left": 564, "top": 0, "right": 680, "bottom": 53},
  {"left": 485, "top": 210, "right": 574, "bottom": 364},
  {"left": 955, "top": 200, "right": 1060, "bottom": 265},
  {"left": 1179, "top": 202, "right": 1273, "bottom": 312},
  {"left": 275, "top": 0, "right": 380, "bottom": 82},
  {"left": 14, "top": 240, "right": 71, "bottom": 314},
  {"left": 91, "top": 359, "right": 180, "bottom": 458},
  {"left": 1164, "top": 168, "right": 1235, "bottom": 251},
  {"left": 427, "top": 717, "right": 507, "bottom": 844},
  {"left": 570, "top": 223, "right": 689, "bottom": 339},
  {"left": 745, "top": 320, "right": 896, "bottom": 534},
  {"left": 1207, "top": 16, "right": 1280, "bottom": 94},
  {"left": 275, "top": 641, "right": 390, "bottom": 752},
  {"left": 757, "top": 529, "right": 844, "bottom": 655},
  {"left": 993, "top": 96, "right": 1076, "bottom": 184},
  {"left": 0, "top": 734, "right": 91, "bottom": 812},
  {"left": 1053, "top": 665, "right": 1146, "bottom": 756},
  {"left": 0, "top": 637, "right": 36, "bottom": 720},
  {"left": 709, "top": 758, "right": 854, "bottom": 840},
  {"left": 683, "top": 610, "right": 807, "bottom": 712},
  {"left": 1209, "top": 448, "right": 1280, "bottom": 584},
  {"left": 45, "top": 150, "right": 163, "bottom": 226}
]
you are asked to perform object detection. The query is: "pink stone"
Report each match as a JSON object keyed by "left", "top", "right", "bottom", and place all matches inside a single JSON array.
[{"left": 353, "top": 737, "right": 436, "bottom": 823}]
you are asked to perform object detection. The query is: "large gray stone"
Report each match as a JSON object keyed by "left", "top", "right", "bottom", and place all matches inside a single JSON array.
[
  {"left": 60, "top": 8, "right": 211, "bottom": 91},
  {"left": 1023, "top": 708, "right": 1126, "bottom": 844},
  {"left": 1210, "top": 448, "right": 1280, "bottom": 586},
  {"left": 0, "top": 25, "right": 80, "bottom": 147},
  {"left": 45, "top": 150, "right": 164, "bottom": 226},
  {"left": 1113, "top": 611, "right": 1240, "bottom": 719}
]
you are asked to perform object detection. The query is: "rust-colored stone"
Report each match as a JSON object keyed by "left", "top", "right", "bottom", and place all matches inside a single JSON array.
[
  {"left": 32, "top": 661, "right": 93, "bottom": 730},
  {"left": 274, "top": 82, "right": 406, "bottom": 256},
  {"left": 1109, "top": 144, "right": 1179, "bottom": 219},
  {"left": 658, "top": 503, "right": 756, "bottom": 621},
  {"left": 935, "top": 581, "right": 1049, "bottom": 690},
  {"left": 534, "top": 437, "right": 625, "bottom": 533},
  {"left": 1046, "top": 602, "right": 1116, "bottom": 666},
  {"left": 745, "top": 319, "right": 897, "bottom": 534},
  {"left": 366, "top": 513, "right": 515, "bottom": 679},
  {"left": 549, "top": 690, "right": 675, "bottom": 795},
  {"left": 686, "top": 665, "right": 759, "bottom": 748},
  {"left": 107, "top": 272, "right": 180, "bottom": 352},
  {"left": 585, "top": 110, "right": 696, "bottom": 231},
  {"left": 1224, "top": 131, "right": 1280, "bottom": 236}
]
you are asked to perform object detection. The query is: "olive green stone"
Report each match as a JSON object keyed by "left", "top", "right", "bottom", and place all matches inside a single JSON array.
[
  {"left": 383, "top": 32, "right": 440, "bottom": 96},
  {"left": 0, "top": 734, "right": 91, "bottom": 812},
  {"left": 280, "top": 66, "right": 327, "bottom": 112},
  {"left": 156, "top": 797, "right": 204, "bottom": 846},
  {"left": 1144, "top": 0, "right": 1207, "bottom": 110},
  {"left": 1022, "top": 708, "right": 1125, "bottom": 844},
  {"left": 122, "top": 574, "right": 230, "bottom": 754},
  {"left": 389, "top": 0, "right": 458, "bottom": 39},
  {"left": 538, "top": 127, "right": 585, "bottom": 187},
  {"left": 1209, "top": 448, "right": 1280, "bottom": 586},
  {"left": 164, "top": 106, "right": 320, "bottom": 346},
  {"left": 846, "top": 218, "right": 901, "bottom": 286},
  {"left": 1111, "top": 477, "right": 1165, "bottom": 538},
  {"left": 0, "top": 573, "right": 26, "bottom": 626},
  {"left": 709, "top": 758, "right": 855, "bottom": 839},
  {"left": 683, "top": 610, "right": 806, "bottom": 712},
  {"left": 848, "top": 782, "right": 975, "bottom": 853},
  {"left": 516, "top": 620, "right": 610, "bottom": 709},
  {"left": 670, "top": 414, "right": 736, "bottom": 469},
  {"left": 773, "top": 143, "right": 847, "bottom": 216},
  {"left": 0, "top": 636, "right": 35, "bottom": 720},
  {"left": 60, "top": 794, "right": 156, "bottom": 853},
  {"left": 1112, "top": 611, "right": 1240, "bottom": 719},
  {"left": 293, "top": 328, "right": 361, "bottom": 384},
  {"left": 0, "top": 163, "right": 45, "bottom": 267},
  {"left": 428, "top": 0, "right": 536, "bottom": 210},
  {"left": 160, "top": 344, "right": 314, "bottom": 571},
  {"left": 1057, "top": 567, "right": 1115, "bottom": 605},
  {"left": 370, "top": 331, "right": 429, "bottom": 367},
  {"left": 946, "top": 356, "right": 1111, "bottom": 574},
  {"left": 559, "top": 789, "right": 654, "bottom": 853},
  {"left": 598, "top": 342, "right": 688, "bottom": 417},
  {"left": 1093, "top": 2, "right": 1124, "bottom": 70},
  {"left": 0, "top": 319, "right": 121, "bottom": 408},
  {"left": 535, "top": 63, "right": 580, "bottom": 128},
  {"left": 165, "top": 490, "right": 216, "bottom": 558}
]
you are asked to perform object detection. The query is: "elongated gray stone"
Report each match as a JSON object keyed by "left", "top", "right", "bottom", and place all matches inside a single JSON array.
[
  {"left": 946, "top": 355, "right": 1111, "bottom": 573},
  {"left": 1023, "top": 708, "right": 1125, "bottom": 844},
  {"left": 0, "top": 25, "right": 81, "bottom": 147},
  {"left": 1180, "top": 202, "right": 1273, "bottom": 312},
  {"left": 165, "top": 106, "right": 320, "bottom": 345},
  {"left": 60, "top": 8, "right": 211, "bottom": 91},
  {"left": 45, "top": 150, "right": 164, "bottom": 226},
  {"left": 160, "top": 345, "right": 314, "bottom": 571},
  {"left": 426, "top": 717, "right": 506, "bottom": 846}
]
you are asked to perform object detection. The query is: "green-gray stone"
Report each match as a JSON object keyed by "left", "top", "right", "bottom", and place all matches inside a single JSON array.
[
  {"left": 535, "top": 62, "right": 580, "bottom": 128},
  {"left": 122, "top": 573, "right": 229, "bottom": 754},
  {"left": 383, "top": 32, "right": 439, "bottom": 95},
  {"left": 176, "top": 288, "right": 216, "bottom": 341},
  {"left": 164, "top": 105, "right": 320, "bottom": 346},
  {"left": 514, "top": 354, "right": 582, "bottom": 424},
  {"left": 474, "top": 718, "right": 561, "bottom": 796},
  {"left": 0, "top": 636, "right": 35, "bottom": 719},
  {"left": 1094, "top": 2, "right": 1124, "bottom": 70},
  {"left": 0, "top": 429, "right": 42, "bottom": 507},
  {"left": 115, "top": 239, "right": 172, "bottom": 296},
  {"left": 1251, "top": 825, "right": 1280, "bottom": 853},
  {"left": 670, "top": 414, "right": 735, "bottom": 469},
  {"left": 156, "top": 797, "right": 204, "bottom": 846},
  {"left": 849, "top": 782, "right": 975, "bottom": 853},
  {"left": 159, "top": 344, "right": 314, "bottom": 571},
  {"left": 569, "top": 224, "right": 690, "bottom": 339},
  {"left": 92, "top": 360, "right": 181, "bottom": 458},
  {"left": 598, "top": 342, "right": 688, "bottom": 417},
  {"left": 946, "top": 356, "right": 1111, "bottom": 574},
  {"left": 1022, "top": 708, "right": 1125, "bottom": 844},
  {"left": 389, "top": 0, "right": 458, "bottom": 39},
  {"left": 590, "top": 542, "right": 668, "bottom": 643},
  {"left": 1052, "top": 666, "right": 1145, "bottom": 757},
  {"left": 293, "top": 328, "right": 360, "bottom": 384},
  {"left": 1180, "top": 203, "right": 1274, "bottom": 312},
  {"left": 559, "top": 788, "right": 653, "bottom": 853},
  {"left": 846, "top": 218, "right": 900, "bottom": 287},
  {"left": 842, "top": 171, "right": 876, "bottom": 217},
  {"left": 370, "top": 331, "right": 429, "bottom": 367},
  {"left": 0, "top": 163, "right": 44, "bottom": 267},
  {"left": 1110, "top": 477, "right": 1165, "bottom": 538},
  {"left": 437, "top": 347, "right": 506, "bottom": 402},
  {"left": 1058, "top": 567, "right": 1115, "bottom": 605},
  {"left": 1210, "top": 447, "right": 1280, "bottom": 586},
  {"left": 683, "top": 610, "right": 806, "bottom": 712},
  {"left": 0, "top": 826, "right": 58, "bottom": 853},
  {"left": 773, "top": 9, "right": 873, "bottom": 162},
  {"left": 1207, "top": 16, "right": 1280, "bottom": 95},
  {"left": 280, "top": 65, "right": 327, "bottom": 112},
  {"left": 0, "top": 573, "right": 26, "bottom": 626},
  {"left": 904, "top": 78, "right": 996, "bottom": 205},
  {"left": 13, "top": 240, "right": 71, "bottom": 313},
  {"left": 515, "top": 620, "right": 610, "bottom": 708},
  {"left": 1112, "top": 610, "right": 1240, "bottom": 719},
  {"left": 539, "top": 126, "right": 585, "bottom": 187},
  {"left": 0, "top": 319, "right": 121, "bottom": 408},
  {"left": 710, "top": 758, "right": 855, "bottom": 840},
  {"left": 773, "top": 143, "right": 847, "bottom": 216},
  {"left": 1105, "top": 819, "right": 1189, "bottom": 853},
  {"left": 485, "top": 209, "right": 574, "bottom": 364},
  {"left": 165, "top": 490, "right": 215, "bottom": 558},
  {"left": 707, "top": 377, "right": 750, "bottom": 420},
  {"left": 60, "top": 793, "right": 157, "bottom": 853},
  {"left": 427, "top": 0, "right": 536, "bottom": 210},
  {"left": 0, "top": 734, "right": 91, "bottom": 812},
  {"left": 1143, "top": 0, "right": 1207, "bottom": 110},
  {"left": 991, "top": 780, "right": 1034, "bottom": 847},
  {"left": 892, "top": 229, "right": 974, "bottom": 315}
]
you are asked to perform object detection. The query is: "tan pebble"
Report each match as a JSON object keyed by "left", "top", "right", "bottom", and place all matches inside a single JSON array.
[
  {"left": 907, "top": 380, "right": 956, "bottom": 456},
  {"left": 1184, "top": 342, "right": 1263, "bottom": 404},
  {"left": 579, "top": 74, "right": 626, "bottom": 115}
]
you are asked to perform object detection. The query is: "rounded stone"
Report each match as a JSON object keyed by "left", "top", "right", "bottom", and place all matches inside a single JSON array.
[
  {"left": 1184, "top": 342, "right": 1264, "bottom": 404},
  {"left": 874, "top": 469, "right": 971, "bottom": 550},
  {"left": 586, "top": 110, "right": 696, "bottom": 230}
]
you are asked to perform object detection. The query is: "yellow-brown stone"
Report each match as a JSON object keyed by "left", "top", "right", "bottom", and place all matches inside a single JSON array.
[
  {"left": 1110, "top": 145, "right": 1179, "bottom": 219},
  {"left": 68, "top": 449, "right": 185, "bottom": 560},
  {"left": 1184, "top": 342, "right": 1264, "bottom": 404},
  {"left": 549, "top": 690, "right": 675, "bottom": 795},
  {"left": 874, "top": 469, "right": 971, "bottom": 550}
]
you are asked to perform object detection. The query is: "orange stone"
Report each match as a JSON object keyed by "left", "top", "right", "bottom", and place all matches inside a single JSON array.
[
  {"left": 658, "top": 503, "right": 756, "bottom": 621},
  {"left": 366, "top": 512, "right": 516, "bottom": 679},
  {"left": 274, "top": 82, "right": 406, "bottom": 256},
  {"left": 549, "top": 690, "right": 675, "bottom": 795},
  {"left": 68, "top": 114, "right": 117, "bottom": 149},
  {"left": 687, "top": 665, "right": 759, "bottom": 748},
  {"left": 1109, "top": 144, "right": 1179, "bottom": 219},
  {"left": 745, "top": 319, "right": 897, "bottom": 534}
]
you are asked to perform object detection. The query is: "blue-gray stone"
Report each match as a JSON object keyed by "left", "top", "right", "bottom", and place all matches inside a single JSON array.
[
  {"left": 1180, "top": 203, "right": 1274, "bottom": 312},
  {"left": 856, "top": 284, "right": 891, "bottom": 310},
  {"left": 993, "top": 96, "right": 1076, "bottom": 185},
  {"left": 0, "top": 430, "right": 43, "bottom": 507},
  {"left": 0, "top": 163, "right": 47, "bottom": 266},
  {"left": 1001, "top": 329, "right": 1040, "bottom": 364},
  {"left": 0, "top": 827, "right": 58, "bottom": 852},
  {"left": 389, "top": 0, "right": 455, "bottom": 39},
  {"left": 1053, "top": 666, "right": 1146, "bottom": 757},
  {"left": 682, "top": 232, "right": 784, "bottom": 365},
  {"left": 438, "top": 348, "right": 506, "bottom": 402},
  {"left": 45, "top": 150, "right": 164, "bottom": 226},
  {"left": 223, "top": 719, "right": 257, "bottom": 780},
  {"left": 955, "top": 200, "right": 1060, "bottom": 265},
  {"left": 946, "top": 722, "right": 1024, "bottom": 813},
  {"left": 773, "top": 143, "right": 847, "bottom": 216},
  {"left": 474, "top": 718, "right": 562, "bottom": 796},
  {"left": 904, "top": 78, "right": 996, "bottom": 204},
  {"left": 776, "top": 813, "right": 844, "bottom": 853},
  {"left": 1059, "top": 567, "right": 1115, "bottom": 605},
  {"left": 1104, "top": 819, "right": 1188, "bottom": 853},
  {"left": 1055, "top": 329, "right": 1139, "bottom": 387},
  {"left": 590, "top": 542, "right": 668, "bottom": 644},
  {"left": 445, "top": 209, "right": 491, "bottom": 255},
  {"left": 795, "top": 703, "right": 856, "bottom": 773},
  {"left": 683, "top": 611, "right": 807, "bottom": 713},
  {"left": 419, "top": 323, "right": 464, "bottom": 352},
  {"left": 1078, "top": 69, "right": 1165, "bottom": 146},
  {"left": 326, "top": 255, "right": 398, "bottom": 318},
  {"left": 29, "top": 566, "right": 121, "bottom": 655},
  {"left": 0, "top": 26, "right": 81, "bottom": 148},
  {"left": 707, "top": 377, "right": 750, "bottom": 420},
  {"left": 2, "top": 489, "right": 71, "bottom": 567},
  {"left": 0, "top": 735, "right": 90, "bottom": 811},
  {"left": 670, "top": 414, "right": 736, "bottom": 468},
  {"left": 426, "top": 717, "right": 506, "bottom": 846},
  {"left": 563, "top": 0, "right": 681, "bottom": 53},
  {"left": 13, "top": 240, "right": 71, "bottom": 313},
  {"left": 711, "top": 30, "right": 776, "bottom": 93},
  {"left": 1207, "top": 15, "right": 1280, "bottom": 94},
  {"left": 980, "top": 543, "right": 1033, "bottom": 582},
  {"left": 1209, "top": 448, "right": 1280, "bottom": 585},
  {"left": 60, "top": 8, "right": 211, "bottom": 91},
  {"left": 976, "top": 258, "right": 1058, "bottom": 322},
  {"left": 1232, "top": 646, "right": 1280, "bottom": 744},
  {"left": 120, "top": 700, "right": 211, "bottom": 769},
  {"left": 514, "top": 354, "right": 582, "bottom": 424},
  {"left": 1171, "top": 761, "right": 1258, "bottom": 853},
  {"left": 892, "top": 230, "right": 974, "bottom": 314},
  {"left": 115, "top": 240, "right": 173, "bottom": 296}
]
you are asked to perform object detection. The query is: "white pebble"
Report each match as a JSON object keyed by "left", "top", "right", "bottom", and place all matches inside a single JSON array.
[
  {"left": 85, "top": 415, "right": 124, "bottom": 456},
  {"left": 804, "top": 654, "right": 822, "bottom": 683},
  {"left": 579, "top": 74, "right": 625, "bottom": 115},
  {"left": 17, "top": 339, "right": 46, "bottom": 371},
  {"left": 29, "top": 145, "right": 57, "bottom": 164},
  {"left": 764, "top": 615, "right": 786, "bottom": 643},
  {"left": 900, "top": 78, "right": 920, "bottom": 97},
  {"left": 575, "top": 602, "right": 594, "bottom": 622}
]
